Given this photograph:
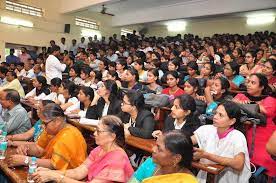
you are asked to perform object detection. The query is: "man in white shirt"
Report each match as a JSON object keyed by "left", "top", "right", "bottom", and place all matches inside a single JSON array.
[
  {"left": 69, "top": 39, "right": 78, "bottom": 56},
  {"left": 106, "top": 48, "right": 118, "bottom": 62},
  {"left": 78, "top": 37, "right": 86, "bottom": 49},
  {"left": 59, "top": 37, "right": 68, "bottom": 54},
  {"left": 45, "top": 46, "right": 66, "bottom": 84}
]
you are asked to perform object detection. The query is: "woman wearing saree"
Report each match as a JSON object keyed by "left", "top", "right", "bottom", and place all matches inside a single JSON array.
[
  {"left": 129, "top": 131, "right": 197, "bottom": 183},
  {"left": 32, "top": 115, "right": 134, "bottom": 183}
]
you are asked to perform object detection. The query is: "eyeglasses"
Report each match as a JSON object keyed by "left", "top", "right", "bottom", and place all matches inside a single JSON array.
[
  {"left": 95, "top": 129, "right": 109, "bottom": 134},
  {"left": 121, "top": 100, "right": 131, "bottom": 106},
  {"left": 42, "top": 118, "right": 55, "bottom": 128}
]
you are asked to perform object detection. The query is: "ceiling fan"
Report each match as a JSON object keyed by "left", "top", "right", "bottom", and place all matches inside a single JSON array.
[{"left": 100, "top": 4, "right": 114, "bottom": 16}]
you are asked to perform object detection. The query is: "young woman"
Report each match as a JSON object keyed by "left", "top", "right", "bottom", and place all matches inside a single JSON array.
[
  {"left": 86, "top": 80, "right": 122, "bottom": 119},
  {"left": 122, "top": 68, "right": 142, "bottom": 90},
  {"left": 234, "top": 73, "right": 276, "bottom": 177},
  {"left": 69, "top": 65, "right": 82, "bottom": 85},
  {"left": 203, "top": 77, "right": 232, "bottom": 116},
  {"left": 116, "top": 58, "right": 128, "bottom": 79},
  {"left": 32, "top": 115, "right": 134, "bottom": 182},
  {"left": 69, "top": 86, "right": 94, "bottom": 118},
  {"left": 184, "top": 78, "right": 207, "bottom": 115},
  {"left": 129, "top": 131, "right": 197, "bottom": 183},
  {"left": 239, "top": 51, "right": 262, "bottom": 78},
  {"left": 25, "top": 75, "right": 50, "bottom": 100},
  {"left": 43, "top": 77, "right": 63, "bottom": 102},
  {"left": 167, "top": 59, "right": 180, "bottom": 72},
  {"left": 121, "top": 90, "right": 155, "bottom": 139},
  {"left": 223, "top": 61, "right": 245, "bottom": 90},
  {"left": 142, "top": 68, "right": 163, "bottom": 94},
  {"left": 152, "top": 94, "right": 200, "bottom": 138},
  {"left": 58, "top": 81, "right": 79, "bottom": 111},
  {"left": 106, "top": 70, "right": 122, "bottom": 88},
  {"left": 184, "top": 61, "right": 199, "bottom": 82},
  {"left": 262, "top": 59, "right": 276, "bottom": 86},
  {"left": 133, "top": 59, "right": 147, "bottom": 82},
  {"left": 191, "top": 101, "right": 251, "bottom": 183},
  {"left": 80, "top": 66, "right": 92, "bottom": 87},
  {"left": 162, "top": 71, "right": 185, "bottom": 100}
]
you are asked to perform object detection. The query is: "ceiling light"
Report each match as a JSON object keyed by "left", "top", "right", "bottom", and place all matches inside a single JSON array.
[
  {"left": 0, "top": 16, "right": 33, "bottom": 27},
  {"left": 166, "top": 21, "right": 187, "bottom": 32},
  {"left": 247, "top": 14, "right": 275, "bottom": 25}
]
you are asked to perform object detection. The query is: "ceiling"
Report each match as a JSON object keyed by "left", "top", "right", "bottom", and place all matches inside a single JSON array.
[
  {"left": 67, "top": 0, "right": 276, "bottom": 26},
  {"left": 88, "top": 0, "right": 196, "bottom": 15}
]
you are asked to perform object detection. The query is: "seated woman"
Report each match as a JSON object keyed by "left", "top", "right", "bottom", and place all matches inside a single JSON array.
[
  {"left": 121, "top": 90, "right": 155, "bottom": 139},
  {"left": 203, "top": 77, "right": 232, "bottom": 116},
  {"left": 122, "top": 68, "right": 143, "bottom": 90},
  {"left": 184, "top": 61, "right": 199, "bottom": 82},
  {"left": 152, "top": 94, "right": 200, "bottom": 138},
  {"left": 68, "top": 86, "right": 94, "bottom": 117},
  {"left": 32, "top": 115, "right": 134, "bottom": 182},
  {"left": 222, "top": 61, "right": 245, "bottom": 90},
  {"left": 184, "top": 78, "right": 206, "bottom": 115},
  {"left": 43, "top": 77, "right": 63, "bottom": 102},
  {"left": 133, "top": 59, "right": 147, "bottom": 82},
  {"left": 106, "top": 70, "right": 122, "bottom": 88},
  {"left": 24, "top": 76, "right": 50, "bottom": 100},
  {"left": 8, "top": 103, "right": 87, "bottom": 170},
  {"left": 233, "top": 73, "right": 276, "bottom": 177},
  {"left": 142, "top": 68, "right": 163, "bottom": 94},
  {"left": 86, "top": 80, "right": 122, "bottom": 119},
  {"left": 239, "top": 51, "right": 262, "bottom": 78},
  {"left": 262, "top": 59, "right": 276, "bottom": 88},
  {"left": 69, "top": 65, "right": 82, "bottom": 85},
  {"left": 162, "top": 71, "right": 185, "bottom": 100},
  {"left": 58, "top": 81, "right": 79, "bottom": 111},
  {"left": 80, "top": 66, "right": 93, "bottom": 87},
  {"left": 191, "top": 101, "right": 251, "bottom": 183},
  {"left": 129, "top": 131, "right": 197, "bottom": 183},
  {"left": 7, "top": 100, "right": 54, "bottom": 147}
]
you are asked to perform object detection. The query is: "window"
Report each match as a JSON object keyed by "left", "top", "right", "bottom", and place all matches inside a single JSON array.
[
  {"left": 75, "top": 17, "right": 99, "bottom": 30},
  {"left": 5, "top": 0, "right": 43, "bottom": 17},
  {"left": 121, "top": 29, "right": 133, "bottom": 36}
]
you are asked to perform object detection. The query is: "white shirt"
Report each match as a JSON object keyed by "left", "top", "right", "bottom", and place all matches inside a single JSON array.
[
  {"left": 101, "top": 103, "right": 109, "bottom": 117},
  {"left": 45, "top": 55, "right": 66, "bottom": 84},
  {"left": 59, "top": 43, "right": 68, "bottom": 53},
  {"left": 24, "top": 69, "right": 35, "bottom": 79},
  {"left": 174, "top": 119, "right": 186, "bottom": 130},
  {"left": 69, "top": 45, "right": 78, "bottom": 55},
  {"left": 194, "top": 125, "right": 251, "bottom": 183},
  {"left": 107, "top": 54, "right": 118, "bottom": 62}
]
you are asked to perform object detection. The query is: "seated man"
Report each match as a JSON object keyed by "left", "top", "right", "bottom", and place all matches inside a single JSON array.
[
  {"left": 0, "top": 89, "right": 31, "bottom": 135},
  {"left": 0, "top": 71, "right": 25, "bottom": 97},
  {"left": 8, "top": 103, "right": 87, "bottom": 171}
]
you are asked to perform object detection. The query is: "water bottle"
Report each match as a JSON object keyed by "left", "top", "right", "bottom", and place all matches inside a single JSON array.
[
  {"left": 0, "top": 123, "right": 7, "bottom": 142},
  {"left": 27, "top": 157, "right": 37, "bottom": 183},
  {"left": 0, "top": 140, "right": 7, "bottom": 160}
]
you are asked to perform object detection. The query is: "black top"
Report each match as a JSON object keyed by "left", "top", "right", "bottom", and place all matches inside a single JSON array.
[
  {"left": 163, "top": 115, "right": 200, "bottom": 137},
  {"left": 120, "top": 110, "right": 155, "bottom": 139},
  {"left": 86, "top": 97, "right": 122, "bottom": 119}
]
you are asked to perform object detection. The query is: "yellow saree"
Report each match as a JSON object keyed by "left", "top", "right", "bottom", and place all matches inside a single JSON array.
[
  {"left": 143, "top": 173, "right": 198, "bottom": 183},
  {"left": 42, "top": 125, "right": 87, "bottom": 170}
]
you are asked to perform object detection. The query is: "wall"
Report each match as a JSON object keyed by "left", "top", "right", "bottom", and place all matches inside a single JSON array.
[
  {"left": 0, "top": 0, "right": 128, "bottom": 60},
  {"left": 146, "top": 17, "right": 276, "bottom": 37}
]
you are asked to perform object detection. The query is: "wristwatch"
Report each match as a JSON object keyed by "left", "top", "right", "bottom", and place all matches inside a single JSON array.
[{"left": 24, "top": 156, "right": 29, "bottom": 165}]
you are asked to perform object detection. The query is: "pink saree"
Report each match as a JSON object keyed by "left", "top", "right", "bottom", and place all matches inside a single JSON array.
[{"left": 87, "top": 146, "right": 134, "bottom": 182}]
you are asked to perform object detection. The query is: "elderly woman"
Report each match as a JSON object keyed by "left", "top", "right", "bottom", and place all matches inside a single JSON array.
[
  {"left": 129, "top": 131, "right": 197, "bottom": 183},
  {"left": 7, "top": 100, "right": 54, "bottom": 147},
  {"left": 32, "top": 115, "right": 134, "bottom": 183},
  {"left": 7, "top": 103, "right": 87, "bottom": 171}
]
